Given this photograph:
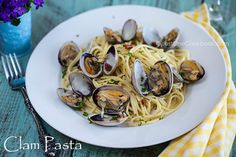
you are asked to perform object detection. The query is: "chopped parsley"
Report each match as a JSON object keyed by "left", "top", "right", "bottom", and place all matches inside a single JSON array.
[
  {"left": 179, "top": 72, "right": 185, "bottom": 76},
  {"left": 159, "top": 116, "right": 165, "bottom": 120},
  {"left": 138, "top": 119, "right": 146, "bottom": 126},
  {"left": 128, "top": 52, "right": 133, "bottom": 57},
  {"left": 111, "top": 116, "right": 119, "bottom": 121},
  {"left": 141, "top": 87, "right": 148, "bottom": 93},
  {"left": 138, "top": 50, "right": 143, "bottom": 54},
  {"left": 83, "top": 112, "right": 89, "bottom": 117},
  {"left": 88, "top": 118, "right": 93, "bottom": 124},
  {"left": 108, "top": 79, "right": 120, "bottom": 85},
  {"left": 138, "top": 121, "right": 143, "bottom": 126},
  {"left": 62, "top": 68, "right": 67, "bottom": 78},
  {"left": 140, "top": 76, "right": 144, "bottom": 82},
  {"left": 75, "top": 100, "right": 85, "bottom": 111}
]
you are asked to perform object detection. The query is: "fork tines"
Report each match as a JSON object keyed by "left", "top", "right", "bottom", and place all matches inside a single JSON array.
[{"left": 1, "top": 53, "right": 23, "bottom": 81}]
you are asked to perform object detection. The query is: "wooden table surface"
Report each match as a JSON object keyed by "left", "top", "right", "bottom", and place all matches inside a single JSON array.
[{"left": 0, "top": 0, "right": 236, "bottom": 157}]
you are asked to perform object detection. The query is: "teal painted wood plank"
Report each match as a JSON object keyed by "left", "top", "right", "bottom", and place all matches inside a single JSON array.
[
  {"left": 72, "top": 142, "right": 169, "bottom": 157},
  {"left": 0, "top": 68, "right": 44, "bottom": 157},
  {"left": 0, "top": 56, "right": 72, "bottom": 157}
]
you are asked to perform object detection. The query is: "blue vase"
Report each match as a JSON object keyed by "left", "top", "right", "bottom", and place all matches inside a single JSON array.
[{"left": 0, "top": 11, "right": 32, "bottom": 57}]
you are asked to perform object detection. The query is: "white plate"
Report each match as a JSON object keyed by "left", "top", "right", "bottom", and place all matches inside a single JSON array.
[{"left": 26, "top": 5, "right": 227, "bottom": 148}]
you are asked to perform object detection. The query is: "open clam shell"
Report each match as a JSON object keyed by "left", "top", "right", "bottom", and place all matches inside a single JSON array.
[
  {"left": 92, "top": 85, "right": 130, "bottom": 115},
  {"left": 57, "top": 88, "right": 82, "bottom": 108},
  {"left": 103, "top": 45, "right": 119, "bottom": 75},
  {"left": 79, "top": 52, "right": 103, "bottom": 78},
  {"left": 131, "top": 59, "right": 150, "bottom": 96},
  {"left": 88, "top": 114, "right": 128, "bottom": 127},
  {"left": 161, "top": 28, "right": 180, "bottom": 49},
  {"left": 58, "top": 41, "right": 79, "bottom": 67},
  {"left": 69, "top": 72, "right": 95, "bottom": 96},
  {"left": 103, "top": 27, "right": 122, "bottom": 44},
  {"left": 171, "top": 67, "right": 189, "bottom": 84},
  {"left": 142, "top": 27, "right": 161, "bottom": 47},
  {"left": 148, "top": 61, "right": 174, "bottom": 97},
  {"left": 122, "top": 19, "right": 138, "bottom": 41},
  {"left": 179, "top": 60, "right": 205, "bottom": 83}
]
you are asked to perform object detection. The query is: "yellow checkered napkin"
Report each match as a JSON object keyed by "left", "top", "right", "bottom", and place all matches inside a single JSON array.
[{"left": 160, "top": 4, "right": 236, "bottom": 157}]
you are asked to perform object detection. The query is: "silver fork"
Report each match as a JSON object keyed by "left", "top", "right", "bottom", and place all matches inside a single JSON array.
[{"left": 1, "top": 53, "right": 58, "bottom": 157}]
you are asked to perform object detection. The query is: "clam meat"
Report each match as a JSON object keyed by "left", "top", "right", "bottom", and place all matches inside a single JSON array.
[
  {"left": 58, "top": 41, "right": 79, "bottom": 67},
  {"left": 92, "top": 85, "right": 130, "bottom": 115},
  {"left": 103, "top": 27, "right": 122, "bottom": 44},
  {"left": 179, "top": 60, "right": 205, "bottom": 83},
  {"left": 57, "top": 88, "right": 82, "bottom": 108},
  {"left": 80, "top": 52, "right": 103, "bottom": 78},
  {"left": 161, "top": 28, "right": 180, "bottom": 49},
  {"left": 148, "top": 61, "right": 173, "bottom": 96}
]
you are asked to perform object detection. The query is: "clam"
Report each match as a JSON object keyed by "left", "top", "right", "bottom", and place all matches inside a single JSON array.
[
  {"left": 88, "top": 114, "right": 128, "bottom": 127},
  {"left": 179, "top": 60, "right": 205, "bottom": 83},
  {"left": 131, "top": 59, "right": 149, "bottom": 96},
  {"left": 161, "top": 28, "right": 180, "bottom": 49},
  {"left": 122, "top": 19, "right": 138, "bottom": 41},
  {"left": 79, "top": 52, "right": 103, "bottom": 78},
  {"left": 92, "top": 85, "right": 130, "bottom": 115},
  {"left": 58, "top": 41, "right": 79, "bottom": 67},
  {"left": 69, "top": 72, "right": 95, "bottom": 96},
  {"left": 142, "top": 27, "right": 161, "bottom": 47},
  {"left": 103, "top": 46, "right": 119, "bottom": 75},
  {"left": 148, "top": 61, "right": 173, "bottom": 96},
  {"left": 57, "top": 88, "right": 82, "bottom": 108},
  {"left": 103, "top": 27, "right": 122, "bottom": 44},
  {"left": 171, "top": 67, "right": 188, "bottom": 84}
]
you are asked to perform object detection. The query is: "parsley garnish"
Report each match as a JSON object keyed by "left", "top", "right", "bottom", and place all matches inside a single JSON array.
[
  {"left": 108, "top": 79, "right": 120, "bottom": 85},
  {"left": 138, "top": 121, "right": 142, "bottom": 126},
  {"left": 138, "top": 50, "right": 143, "bottom": 54},
  {"left": 111, "top": 116, "right": 118, "bottom": 121},
  {"left": 138, "top": 119, "right": 145, "bottom": 126},
  {"left": 128, "top": 52, "right": 133, "bottom": 57},
  {"left": 62, "top": 68, "right": 67, "bottom": 78},
  {"left": 159, "top": 116, "right": 164, "bottom": 120},
  {"left": 179, "top": 72, "right": 185, "bottom": 77},
  {"left": 140, "top": 76, "right": 144, "bottom": 82},
  {"left": 83, "top": 112, "right": 89, "bottom": 117},
  {"left": 88, "top": 118, "right": 93, "bottom": 124},
  {"left": 75, "top": 100, "right": 85, "bottom": 111},
  {"left": 141, "top": 87, "right": 148, "bottom": 92}
]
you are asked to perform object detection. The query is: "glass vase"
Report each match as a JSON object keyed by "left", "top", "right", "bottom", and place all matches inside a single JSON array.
[{"left": 0, "top": 11, "right": 32, "bottom": 57}]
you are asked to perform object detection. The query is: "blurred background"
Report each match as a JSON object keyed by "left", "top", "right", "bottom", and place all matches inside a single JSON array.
[{"left": 32, "top": 0, "right": 236, "bottom": 82}]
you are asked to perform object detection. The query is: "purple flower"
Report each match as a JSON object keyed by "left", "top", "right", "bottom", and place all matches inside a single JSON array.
[
  {"left": 0, "top": 0, "right": 44, "bottom": 25},
  {"left": 33, "top": 0, "right": 44, "bottom": 9}
]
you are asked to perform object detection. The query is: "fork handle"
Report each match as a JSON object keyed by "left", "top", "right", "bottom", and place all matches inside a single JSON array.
[{"left": 20, "top": 87, "right": 58, "bottom": 157}]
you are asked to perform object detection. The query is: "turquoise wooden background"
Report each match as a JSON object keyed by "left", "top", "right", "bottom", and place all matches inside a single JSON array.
[{"left": 0, "top": 0, "right": 236, "bottom": 157}]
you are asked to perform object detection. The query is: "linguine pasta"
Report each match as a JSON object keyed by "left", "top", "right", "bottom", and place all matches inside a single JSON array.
[{"left": 60, "top": 35, "right": 189, "bottom": 126}]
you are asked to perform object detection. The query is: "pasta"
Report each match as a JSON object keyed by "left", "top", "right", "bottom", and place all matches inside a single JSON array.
[{"left": 60, "top": 35, "right": 189, "bottom": 126}]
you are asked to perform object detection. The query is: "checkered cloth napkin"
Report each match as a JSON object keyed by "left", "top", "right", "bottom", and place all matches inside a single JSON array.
[{"left": 160, "top": 4, "right": 236, "bottom": 157}]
